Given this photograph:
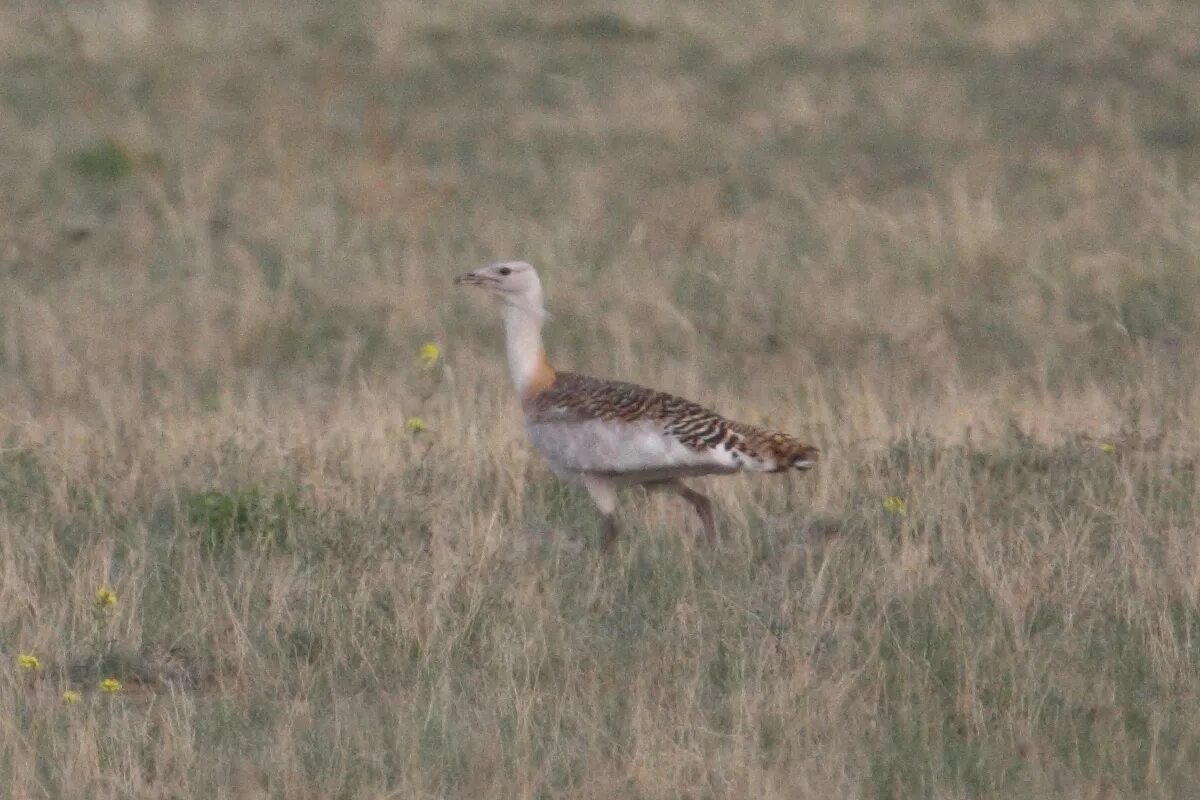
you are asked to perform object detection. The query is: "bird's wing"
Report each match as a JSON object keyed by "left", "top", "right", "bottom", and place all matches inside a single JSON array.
[{"left": 523, "top": 372, "right": 818, "bottom": 478}]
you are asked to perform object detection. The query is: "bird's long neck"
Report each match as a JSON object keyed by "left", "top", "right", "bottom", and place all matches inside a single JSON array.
[{"left": 503, "top": 302, "right": 556, "bottom": 401}]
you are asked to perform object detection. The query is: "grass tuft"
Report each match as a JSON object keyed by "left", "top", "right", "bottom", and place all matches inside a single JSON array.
[
  {"left": 67, "top": 139, "right": 133, "bottom": 182},
  {"left": 184, "top": 488, "right": 308, "bottom": 555}
]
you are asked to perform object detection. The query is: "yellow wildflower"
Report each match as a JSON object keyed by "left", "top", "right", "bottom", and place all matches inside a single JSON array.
[
  {"left": 419, "top": 342, "right": 440, "bottom": 369},
  {"left": 405, "top": 417, "right": 427, "bottom": 434},
  {"left": 96, "top": 585, "right": 117, "bottom": 609},
  {"left": 1099, "top": 442, "right": 1116, "bottom": 455},
  {"left": 17, "top": 653, "right": 40, "bottom": 671},
  {"left": 100, "top": 677, "right": 121, "bottom": 694},
  {"left": 63, "top": 689, "right": 81, "bottom": 705},
  {"left": 883, "top": 496, "right": 908, "bottom": 516}
]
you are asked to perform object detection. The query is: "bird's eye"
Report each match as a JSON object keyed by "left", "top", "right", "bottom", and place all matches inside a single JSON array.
[{"left": 498, "top": 266, "right": 512, "bottom": 276}]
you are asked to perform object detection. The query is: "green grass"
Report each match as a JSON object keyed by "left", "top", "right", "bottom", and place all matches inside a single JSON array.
[
  {"left": 183, "top": 487, "right": 309, "bottom": 555},
  {"left": 67, "top": 140, "right": 133, "bottom": 183}
]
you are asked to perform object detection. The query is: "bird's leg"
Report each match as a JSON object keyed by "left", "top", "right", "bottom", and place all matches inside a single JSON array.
[
  {"left": 644, "top": 479, "right": 718, "bottom": 545},
  {"left": 599, "top": 514, "right": 619, "bottom": 551},
  {"left": 582, "top": 474, "right": 620, "bottom": 552},
  {"left": 680, "top": 486, "right": 717, "bottom": 545}
]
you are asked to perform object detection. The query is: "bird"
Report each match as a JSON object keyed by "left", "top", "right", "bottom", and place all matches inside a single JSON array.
[{"left": 454, "top": 260, "right": 819, "bottom": 549}]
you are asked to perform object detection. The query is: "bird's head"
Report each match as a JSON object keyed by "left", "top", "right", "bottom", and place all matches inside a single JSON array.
[{"left": 454, "top": 260, "right": 545, "bottom": 314}]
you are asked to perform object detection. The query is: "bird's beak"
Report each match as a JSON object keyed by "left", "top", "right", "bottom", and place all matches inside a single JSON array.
[{"left": 453, "top": 271, "right": 485, "bottom": 287}]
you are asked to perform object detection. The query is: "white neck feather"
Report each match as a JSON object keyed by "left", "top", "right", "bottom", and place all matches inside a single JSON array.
[{"left": 502, "top": 300, "right": 547, "bottom": 396}]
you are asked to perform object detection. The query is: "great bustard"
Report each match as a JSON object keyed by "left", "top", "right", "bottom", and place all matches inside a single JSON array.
[{"left": 454, "top": 261, "right": 819, "bottom": 549}]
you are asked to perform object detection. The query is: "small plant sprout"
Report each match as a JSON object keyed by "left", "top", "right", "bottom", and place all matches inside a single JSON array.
[
  {"left": 17, "top": 653, "right": 40, "bottom": 671},
  {"left": 419, "top": 342, "right": 441, "bottom": 369},
  {"left": 96, "top": 585, "right": 118, "bottom": 610},
  {"left": 62, "top": 689, "right": 81, "bottom": 705},
  {"left": 883, "top": 496, "right": 908, "bottom": 516},
  {"left": 406, "top": 417, "right": 427, "bottom": 434},
  {"left": 100, "top": 678, "right": 122, "bottom": 694},
  {"left": 1100, "top": 442, "right": 1116, "bottom": 455}
]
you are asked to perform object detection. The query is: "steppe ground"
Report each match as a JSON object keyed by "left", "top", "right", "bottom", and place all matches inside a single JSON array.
[{"left": 2, "top": 1, "right": 1200, "bottom": 797}]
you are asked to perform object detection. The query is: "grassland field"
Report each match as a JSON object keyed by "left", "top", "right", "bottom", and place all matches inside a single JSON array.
[{"left": 2, "top": 1, "right": 1200, "bottom": 797}]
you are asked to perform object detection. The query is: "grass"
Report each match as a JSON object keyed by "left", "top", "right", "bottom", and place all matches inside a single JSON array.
[{"left": 2, "top": 0, "right": 1200, "bottom": 796}]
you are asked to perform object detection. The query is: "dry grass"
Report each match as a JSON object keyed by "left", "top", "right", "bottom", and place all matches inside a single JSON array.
[{"left": 2, "top": 0, "right": 1200, "bottom": 796}]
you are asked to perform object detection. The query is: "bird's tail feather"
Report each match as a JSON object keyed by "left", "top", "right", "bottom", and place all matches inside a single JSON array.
[
  {"left": 766, "top": 435, "right": 820, "bottom": 472},
  {"left": 729, "top": 423, "right": 820, "bottom": 473}
]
